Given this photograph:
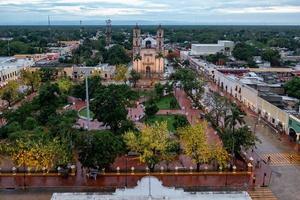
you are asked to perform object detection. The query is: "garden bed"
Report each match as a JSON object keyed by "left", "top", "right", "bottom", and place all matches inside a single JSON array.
[
  {"left": 156, "top": 95, "right": 180, "bottom": 110},
  {"left": 78, "top": 107, "right": 95, "bottom": 119}
]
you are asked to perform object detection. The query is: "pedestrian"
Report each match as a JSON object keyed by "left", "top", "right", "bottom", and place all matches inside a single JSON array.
[
  {"left": 252, "top": 175, "right": 256, "bottom": 187},
  {"left": 267, "top": 156, "right": 271, "bottom": 163}
]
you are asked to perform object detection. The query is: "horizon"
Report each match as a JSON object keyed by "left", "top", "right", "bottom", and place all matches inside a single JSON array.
[
  {"left": 1, "top": 0, "right": 300, "bottom": 25},
  {"left": 1, "top": 20, "right": 300, "bottom": 26}
]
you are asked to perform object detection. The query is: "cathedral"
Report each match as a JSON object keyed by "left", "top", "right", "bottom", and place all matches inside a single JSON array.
[{"left": 132, "top": 25, "right": 164, "bottom": 80}]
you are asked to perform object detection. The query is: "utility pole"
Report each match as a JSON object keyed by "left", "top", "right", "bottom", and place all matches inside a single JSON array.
[
  {"left": 80, "top": 20, "right": 83, "bottom": 38},
  {"left": 105, "top": 19, "right": 112, "bottom": 47},
  {"left": 85, "top": 73, "right": 90, "bottom": 130}
]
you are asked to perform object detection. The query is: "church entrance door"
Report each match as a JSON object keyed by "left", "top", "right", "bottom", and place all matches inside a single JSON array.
[{"left": 146, "top": 66, "right": 151, "bottom": 78}]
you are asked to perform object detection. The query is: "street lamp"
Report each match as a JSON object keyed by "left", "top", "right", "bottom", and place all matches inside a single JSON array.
[{"left": 81, "top": 71, "right": 90, "bottom": 130}]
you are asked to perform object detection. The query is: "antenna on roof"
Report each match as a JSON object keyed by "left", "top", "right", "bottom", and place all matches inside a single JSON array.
[
  {"left": 105, "top": 19, "right": 112, "bottom": 47},
  {"left": 80, "top": 20, "right": 83, "bottom": 38}
]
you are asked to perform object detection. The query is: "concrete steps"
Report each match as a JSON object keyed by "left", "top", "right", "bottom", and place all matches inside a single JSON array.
[{"left": 248, "top": 187, "right": 277, "bottom": 200}]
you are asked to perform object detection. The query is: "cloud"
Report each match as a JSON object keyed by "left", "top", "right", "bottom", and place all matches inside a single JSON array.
[
  {"left": 0, "top": 0, "right": 300, "bottom": 24},
  {"left": 215, "top": 5, "right": 300, "bottom": 14}
]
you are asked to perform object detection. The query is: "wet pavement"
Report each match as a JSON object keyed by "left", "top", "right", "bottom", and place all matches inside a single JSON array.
[{"left": 208, "top": 80, "right": 300, "bottom": 200}]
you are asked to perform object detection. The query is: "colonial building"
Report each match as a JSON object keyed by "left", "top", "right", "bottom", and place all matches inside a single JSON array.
[{"left": 132, "top": 25, "right": 164, "bottom": 79}]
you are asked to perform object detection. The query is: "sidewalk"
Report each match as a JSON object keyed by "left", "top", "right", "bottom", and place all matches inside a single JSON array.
[{"left": 174, "top": 88, "right": 221, "bottom": 144}]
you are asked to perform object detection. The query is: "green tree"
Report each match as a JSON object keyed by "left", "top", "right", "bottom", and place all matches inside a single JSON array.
[
  {"left": 20, "top": 70, "right": 41, "bottom": 93},
  {"left": 224, "top": 105, "right": 246, "bottom": 158},
  {"left": 145, "top": 101, "right": 159, "bottom": 117},
  {"left": 154, "top": 83, "right": 164, "bottom": 100},
  {"left": 106, "top": 45, "right": 130, "bottom": 65},
  {"left": 39, "top": 68, "right": 58, "bottom": 82},
  {"left": 219, "top": 126, "right": 257, "bottom": 156},
  {"left": 0, "top": 80, "right": 20, "bottom": 107},
  {"left": 91, "top": 84, "right": 138, "bottom": 133},
  {"left": 232, "top": 43, "right": 259, "bottom": 61},
  {"left": 284, "top": 77, "right": 300, "bottom": 99},
  {"left": 261, "top": 48, "right": 281, "bottom": 66},
  {"left": 57, "top": 78, "right": 73, "bottom": 94},
  {"left": 77, "top": 130, "right": 125, "bottom": 169},
  {"left": 37, "top": 83, "right": 62, "bottom": 124},
  {"left": 173, "top": 115, "right": 189, "bottom": 130},
  {"left": 204, "top": 92, "right": 231, "bottom": 128},
  {"left": 169, "top": 98, "right": 178, "bottom": 109},
  {"left": 71, "top": 76, "right": 102, "bottom": 100},
  {"left": 129, "top": 70, "right": 141, "bottom": 88}
]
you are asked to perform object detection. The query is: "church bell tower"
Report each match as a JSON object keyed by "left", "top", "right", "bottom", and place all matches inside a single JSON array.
[
  {"left": 156, "top": 25, "right": 164, "bottom": 52},
  {"left": 133, "top": 24, "right": 141, "bottom": 56}
]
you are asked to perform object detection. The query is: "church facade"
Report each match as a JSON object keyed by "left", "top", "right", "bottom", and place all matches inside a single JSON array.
[{"left": 132, "top": 25, "right": 164, "bottom": 80}]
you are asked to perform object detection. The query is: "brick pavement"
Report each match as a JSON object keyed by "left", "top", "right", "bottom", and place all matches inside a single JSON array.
[{"left": 174, "top": 88, "right": 221, "bottom": 144}]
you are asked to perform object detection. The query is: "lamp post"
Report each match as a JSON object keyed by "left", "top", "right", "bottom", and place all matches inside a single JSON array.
[
  {"left": 82, "top": 71, "right": 90, "bottom": 130},
  {"left": 125, "top": 154, "right": 128, "bottom": 188}
]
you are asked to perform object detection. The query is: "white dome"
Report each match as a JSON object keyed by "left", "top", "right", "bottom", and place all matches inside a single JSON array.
[{"left": 141, "top": 37, "right": 157, "bottom": 48}]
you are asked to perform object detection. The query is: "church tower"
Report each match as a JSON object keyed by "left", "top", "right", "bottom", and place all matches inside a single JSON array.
[
  {"left": 133, "top": 24, "right": 141, "bottom": 56},
  {"left": 156, "top": 25, "right": 164, "bottom": 52}
]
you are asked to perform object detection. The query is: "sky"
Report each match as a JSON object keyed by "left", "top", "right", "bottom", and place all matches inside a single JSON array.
[{"left": 0, "top": 0, "right": 300, "bottom": 25}]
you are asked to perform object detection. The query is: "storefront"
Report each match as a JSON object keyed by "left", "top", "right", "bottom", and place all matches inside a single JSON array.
[{"left": 288, "top": 115, "right": 300, "bottom": 142}]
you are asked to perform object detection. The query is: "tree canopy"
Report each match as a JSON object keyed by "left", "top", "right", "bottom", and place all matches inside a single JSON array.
[
  {"left": 284, "top": 77, "right": 300, "bottom": 99},
  {"left": 91, "top": 84, "right": 138, "bottom": 133},
  {"left": 124, "top": 121, "right": 178, "bottom": 171},
  {"left": 77, "top": 130, "right": 125, "bottom": 169}
]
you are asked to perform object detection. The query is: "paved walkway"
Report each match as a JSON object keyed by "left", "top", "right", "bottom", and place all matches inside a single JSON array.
[
  {"left": 174, "top": 88, "right": 221, "bottom": 144},
  {"left": 157, "top": 109, "right": 184, "bottom": 115}
]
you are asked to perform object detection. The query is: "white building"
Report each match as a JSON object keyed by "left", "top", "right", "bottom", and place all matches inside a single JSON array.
[
  {"left": 186, "top": 55, "right": 300, "bottom": 141},
  {"left": 191, "top": 40, "right": 234, "bottom": 56},
  {"left": 0, "top": 57, "right": 34, "bottom": 87},
  {"left": 51, "top": 177, "right": 251, "bottom": 200}
]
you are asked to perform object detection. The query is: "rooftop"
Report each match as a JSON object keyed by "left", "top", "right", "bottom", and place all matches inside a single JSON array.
[
  {"left": 0, "top": 57, "right": 34, "bottom": 71},
  {"left": 51, "top": 177, "right": 251, "bottom": 200}
]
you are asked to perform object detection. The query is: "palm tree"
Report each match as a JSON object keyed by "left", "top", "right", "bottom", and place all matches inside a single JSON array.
[
  {"left": 133, "top": 53, "right": 142, "bottom": 72},
  {"left": 224, "top": 104, "right": 245, "bottom": 161},
  {"left": 155, "top": 52, "right": 164, "bottom": 76}
]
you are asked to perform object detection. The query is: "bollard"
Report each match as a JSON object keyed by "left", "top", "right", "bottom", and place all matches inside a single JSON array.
[
  {"left": 27, "top": 167, "right": 31, "bottom": 175},
  {"left": 12, "top": 167, "right": 17, "bottom": 175},
  {"left": 248, "top": 163, "right": 253, "bottom": 172},
  {"left": 116, "top": 166, "right": 120, "bottom": 174},
  {"left": 42, "top": 167, "right": 47, "bottom": 175},
  {"left": 160, "top": 166, "right": 164, "bottom": 174},
  {"left": 232, "top": 165, "right": 237, "bottom": 173},
  {"left": 131, "top": 167, "right": 135, "bottom": 174},
  {"left": 70, "top": 165, "right": 76, "bottom": 174},
  {"left": 219, "top": 166, "right": 223, "bottom": 172},
  {"left": 175, "top": 166, "right": 178, "bottom": 174},
  {"left": 102, "top": 168, "right": 105, "bottom": 174},
  {"left": 189, "top": 166, "right": 193, "bottom": 173},
  {"left": 146, "top": 166, "right": 149, "bottom": 174},
  {"left": 57, "top": 167, "right": 61, "bottom": 175}
]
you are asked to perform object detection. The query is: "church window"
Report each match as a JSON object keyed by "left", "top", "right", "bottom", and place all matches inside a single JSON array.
[{"left": 146, "top": 40, "right": 152, "bottom": 48}]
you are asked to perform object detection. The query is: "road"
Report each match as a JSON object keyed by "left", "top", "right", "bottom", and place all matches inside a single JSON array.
[
  {"left": 206, "top": 77, "right": 300, "bottom": 200},
  {"left": 245, "top": 115, "right": 300, "bottom": 200}
]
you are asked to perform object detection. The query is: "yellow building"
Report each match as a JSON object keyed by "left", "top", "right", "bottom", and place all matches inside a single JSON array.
[{"left": 132, "top": 25, "right": 164, "bottom": 80}]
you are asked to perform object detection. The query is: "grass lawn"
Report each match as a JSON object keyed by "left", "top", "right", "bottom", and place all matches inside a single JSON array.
[
  {"left": 78, "top": 107, "right": 95, "bottom": 119},
  {"left": 156, "top": 95, "right": 180, "bottom": 110},
  {"left": 138, "top": 90, "right": 153, "bottom": 98},
  {"left": 145, "top": 115, "right": 177, "bottom": 132}
]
